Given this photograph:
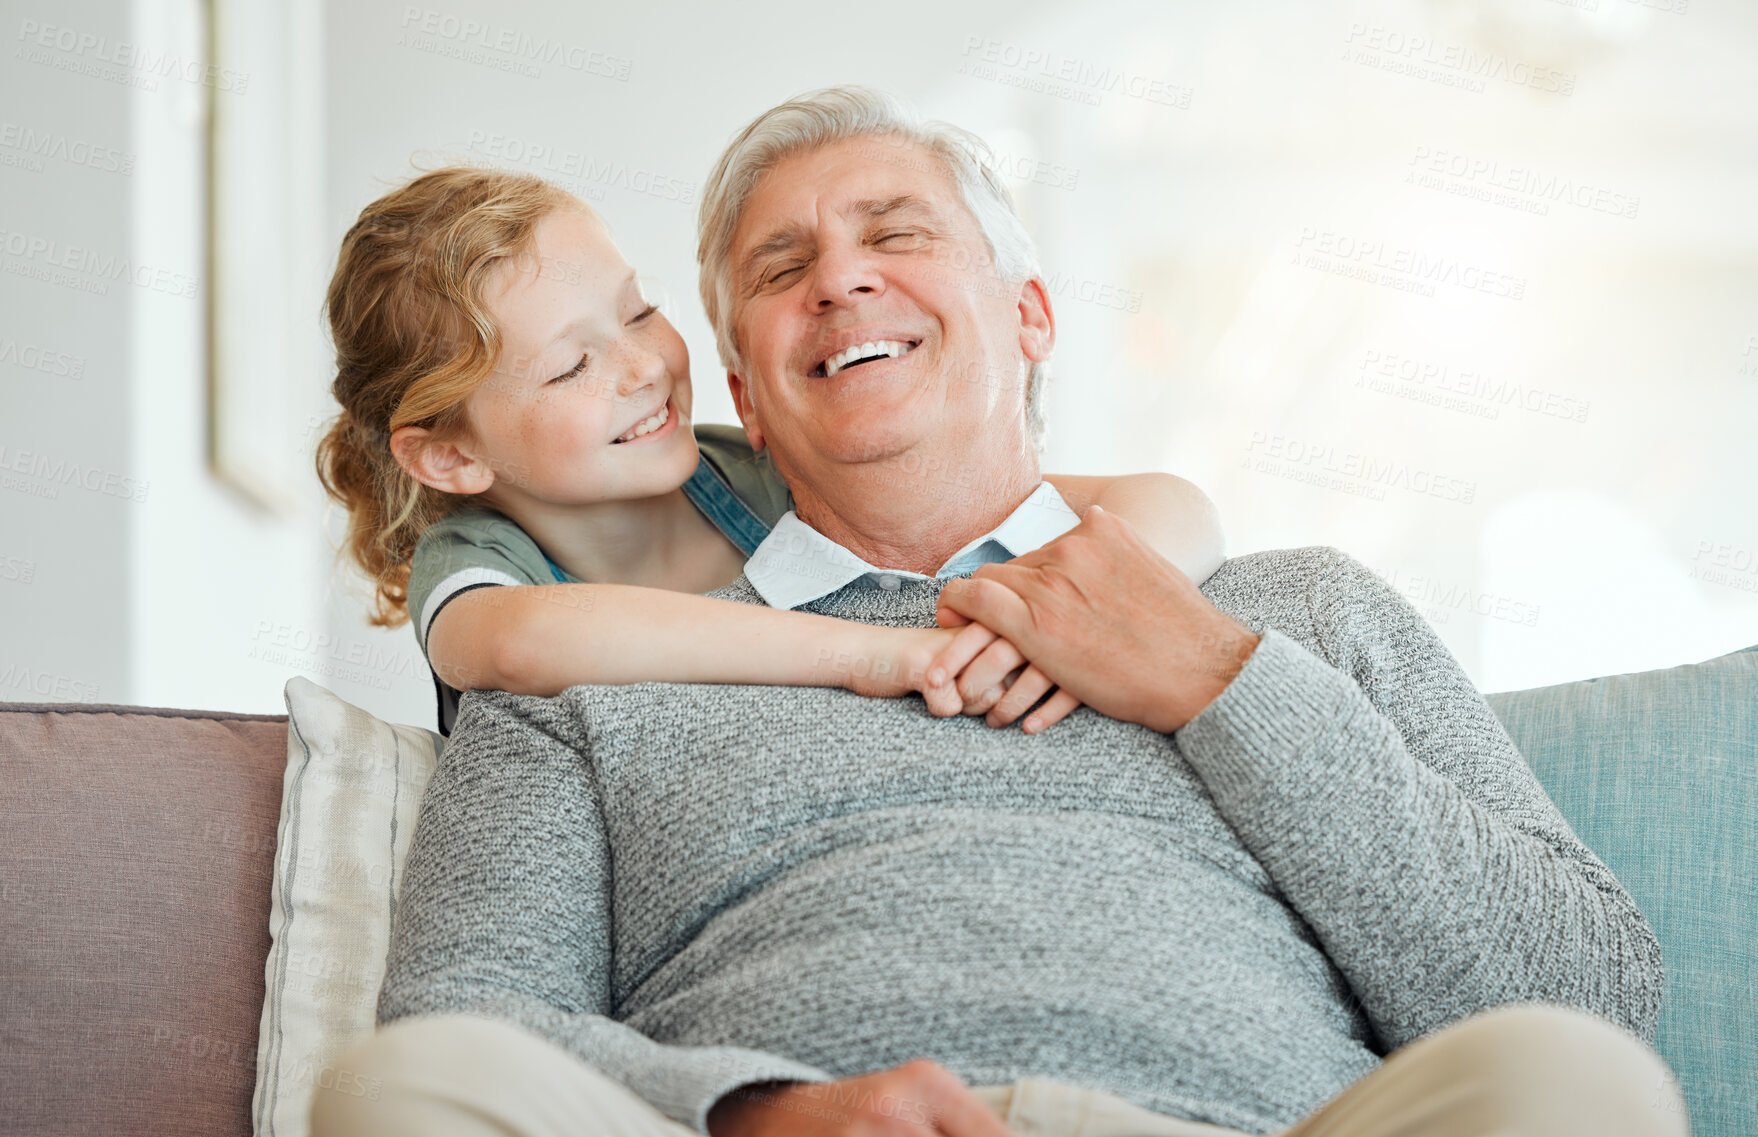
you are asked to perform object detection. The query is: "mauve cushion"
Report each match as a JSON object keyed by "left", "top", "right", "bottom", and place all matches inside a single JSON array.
[{"left": 1, "top": 702, "right": 288, "bottom": 1137}]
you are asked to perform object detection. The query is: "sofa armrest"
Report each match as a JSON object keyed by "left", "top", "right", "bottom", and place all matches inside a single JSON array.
[{"left": 0, "top": 701, "right": 287, "bottom": 1137}]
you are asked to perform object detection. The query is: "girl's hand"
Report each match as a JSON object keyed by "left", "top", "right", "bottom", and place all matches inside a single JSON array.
[
  {"left": 836, "top": 627, "right": 1080, "bottom": 731},
  {"left": 924, "top": 621, "right": 1085, "bottom": 735},
  {"left": 833, "top": 626, "right": 966, "bottom": 716}
]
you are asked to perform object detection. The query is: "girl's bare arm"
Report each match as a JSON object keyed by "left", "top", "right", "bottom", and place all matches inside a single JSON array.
[
  {"left": 1042, "top": 472, "right": 1226, "bottom": 584},
  {"left": 427, "top": 473, "right": 1224, "bottom": 729},
  {"left": 427, "top": 582, "right": 967, "bottom": 712}
]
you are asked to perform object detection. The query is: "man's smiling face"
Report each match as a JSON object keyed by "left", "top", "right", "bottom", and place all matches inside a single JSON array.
[{"left": 725, "top": 135, "right": 1050, "bottom": 482}]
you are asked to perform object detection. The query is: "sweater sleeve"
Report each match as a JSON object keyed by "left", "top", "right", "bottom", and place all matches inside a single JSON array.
[
  {"left": 1173, "top": 547, "right": 1665, "bottom": 1053},
  {"left": 376, "top": 689, "right": 838, "bottom": 1136}
]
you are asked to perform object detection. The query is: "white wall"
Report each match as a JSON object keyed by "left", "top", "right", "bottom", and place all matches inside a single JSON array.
[
  {"left": 4, "top": 0, "right": 146, "bottom": 706},
  {"left": 5, "top": 0, "right": 1755, "bottom": 725},
  {"left": 2, "top": 0, "right": 333, "bottom": 714}
]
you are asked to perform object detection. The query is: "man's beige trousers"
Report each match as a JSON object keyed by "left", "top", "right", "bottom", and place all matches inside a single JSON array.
[{"left": 312, "top": 1003, "right": 1690, "bottom": 1137}]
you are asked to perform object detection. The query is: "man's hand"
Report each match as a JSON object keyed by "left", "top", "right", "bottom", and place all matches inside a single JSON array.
[
  {"left": 706, "top": 1060, "right": 1018, "bottom": 1137},
  {"left": 935, "top": 506, "right": 1259, "bottom": 735}
]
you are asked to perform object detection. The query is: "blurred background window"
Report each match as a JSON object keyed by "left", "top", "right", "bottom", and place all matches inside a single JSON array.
[{"left": 2, "top": 0, "right": 1753, "bottom": 721}]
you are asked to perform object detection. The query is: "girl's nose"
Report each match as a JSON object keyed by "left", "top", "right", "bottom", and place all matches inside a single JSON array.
[{"left": 615, "top": 342, "right": 665, "bottom": 400}]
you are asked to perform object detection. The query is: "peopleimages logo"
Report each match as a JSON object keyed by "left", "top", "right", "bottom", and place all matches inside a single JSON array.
[
  {"left": 1243, "top": 431, "right": 1478, "bottom": 505},
  {"left": 959, "top": 35, "right": 1193, "bottom": 109},
  {"left": 397, "top": 7, "right": 632, "bottom": 81},
  {"left": 0, "top": 442, "right": 149, "bottom": 502},
  {"left": 14, "top": 19, "right": 250, "bottom": 93},
  {"left": 1294, "top": 227, "right": 1526, "bottom": 301},
  {"left": 464, "top": 131, "right": 696, "bottom": 203},
  {"left": 0, "top": 338, "right": 86, "bottom": 379},
  {"left": 1341, "top": 22, "right": 1575, "bottom": 96},
  {"left": 0, "top": 226, "right": 199, "bottom": 299},
  {"left": 0, "top": 554, "right": 37, "bottom": 585},
  {"left": 1355, "top": 349, "right": 1591, "bottom": 425},
  {"left": 247, "top": 621, "right": 428, "bottom": 691},
  {"left": 0, "top": 121, "right": 135, "bottom": 175},
  {"left": 1371, "top": 565, "right": 1542, "bottom": 628},
  {"left": 1407, "top": 146, "right": 1640, "bottom": 220},
  {"left": 1689, "top": 540, "right": 1758, "bottom": 595},
  {"left": 0, "top": 664, "right": 99, "bottom": 701}
]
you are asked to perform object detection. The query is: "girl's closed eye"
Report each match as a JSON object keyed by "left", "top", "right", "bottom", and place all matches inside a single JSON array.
[
  {"left": 549, "top": 303, "right": 657, "bottom": 384},
  {"left": 551, "top": 353, "right": 590, "bottom": 383}
]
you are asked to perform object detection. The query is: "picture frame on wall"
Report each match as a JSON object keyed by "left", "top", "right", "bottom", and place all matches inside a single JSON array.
[{"left": 205, "top": 0, "right": 324, "bottom": 512}]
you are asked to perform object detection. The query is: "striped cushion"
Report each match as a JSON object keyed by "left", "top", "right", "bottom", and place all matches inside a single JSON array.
[{"left": 251, "top": 678, "right": 441, "bottom": 1137}]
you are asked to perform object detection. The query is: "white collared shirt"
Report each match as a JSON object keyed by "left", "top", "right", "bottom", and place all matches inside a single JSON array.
[{"left": 744, "top": 481, "right": 1081, "bottom": 610}]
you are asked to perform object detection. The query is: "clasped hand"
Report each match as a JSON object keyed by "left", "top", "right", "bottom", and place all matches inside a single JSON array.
[{"left": 851, "top": 505, "right": 1260, "bottom": 736}]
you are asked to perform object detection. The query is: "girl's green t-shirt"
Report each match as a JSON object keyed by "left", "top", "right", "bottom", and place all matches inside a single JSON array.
[{"left": 404, "top": 423, "right": 791, "bottom": 733}]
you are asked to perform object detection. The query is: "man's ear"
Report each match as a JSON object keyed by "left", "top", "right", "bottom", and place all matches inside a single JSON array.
[
  {"left": 389, "top": 425, "right": 496, "bottom": 495},
  {"left": 1018, "top": 276, "right": 1055, "bottom": 365},
  {"left": 726, "top": 370, "right": 766, "bottom": 452}
]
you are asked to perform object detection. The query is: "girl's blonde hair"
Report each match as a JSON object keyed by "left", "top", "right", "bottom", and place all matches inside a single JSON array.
[{"left": 316, "top": 166, "right": 581, "bottom": 627}]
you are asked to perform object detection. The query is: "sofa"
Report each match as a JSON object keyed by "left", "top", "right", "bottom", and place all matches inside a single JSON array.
[{"left": 2, "top": 644, "right": 1754, "bottom": 1137}]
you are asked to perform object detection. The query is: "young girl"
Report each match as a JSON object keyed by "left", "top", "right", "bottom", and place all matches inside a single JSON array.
[{"left": 317, "top": 168, "right": 1226, "bottom": 737}]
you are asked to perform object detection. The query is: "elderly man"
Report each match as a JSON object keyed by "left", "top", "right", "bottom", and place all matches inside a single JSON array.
[{"left": 314, "top": 88, "right": 1686, "bottom": 1137}]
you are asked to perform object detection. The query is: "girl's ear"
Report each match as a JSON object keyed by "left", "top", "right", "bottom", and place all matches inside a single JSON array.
[{"left": 389, "top": 426, "right": 496, "bottom": 495}]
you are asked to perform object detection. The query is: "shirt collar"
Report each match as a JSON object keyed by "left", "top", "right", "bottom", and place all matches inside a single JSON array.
[{"left": 744, "top": 481, "right": 1080, "bottom": 610}]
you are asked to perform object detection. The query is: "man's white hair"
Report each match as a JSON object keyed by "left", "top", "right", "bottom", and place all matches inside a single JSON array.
[{"left": 696, "top": 85, "right": 1051, "bottom": 454}]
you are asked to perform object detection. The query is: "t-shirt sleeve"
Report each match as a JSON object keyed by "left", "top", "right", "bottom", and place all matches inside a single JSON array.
[
  {"left": 693, "top": 423, "right": 793, "bottom": 530},
  {"left": 405, "top": 507, "right": 554, "bottom": 657}
]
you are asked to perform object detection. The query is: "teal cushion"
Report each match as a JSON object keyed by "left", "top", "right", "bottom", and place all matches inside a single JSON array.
[{"left": 1486, "top": 645, "right": 1758, "bottom": 1137}]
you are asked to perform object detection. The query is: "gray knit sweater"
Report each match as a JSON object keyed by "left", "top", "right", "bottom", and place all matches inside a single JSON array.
[{"left": 377, "top": 545, "right": 1664, "bottom": 1136}]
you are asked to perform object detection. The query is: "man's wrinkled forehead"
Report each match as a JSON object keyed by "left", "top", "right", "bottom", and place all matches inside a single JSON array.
[{"left": 730, "top": 139, "right": 962, "bottom": 289}]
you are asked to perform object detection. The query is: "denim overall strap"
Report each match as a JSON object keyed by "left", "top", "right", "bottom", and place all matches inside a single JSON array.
[
  {"left": 679, "top": 453, "right": 772, "bottom": 557},
  {"left": 539, "top": 455, "right": 771, "bottom": 583}
]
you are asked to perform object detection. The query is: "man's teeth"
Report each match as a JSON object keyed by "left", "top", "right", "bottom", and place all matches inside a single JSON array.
[
  {"left": 823, "top": 340, "right": 915, "bottom": 378},
  {"left": 615, "top": 401, "right": 668, "bottom": 443}
]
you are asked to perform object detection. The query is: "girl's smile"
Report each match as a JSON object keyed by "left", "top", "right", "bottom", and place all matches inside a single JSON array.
[{"left": 611, "top": 395, "right": 678, "bottom": 445}]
